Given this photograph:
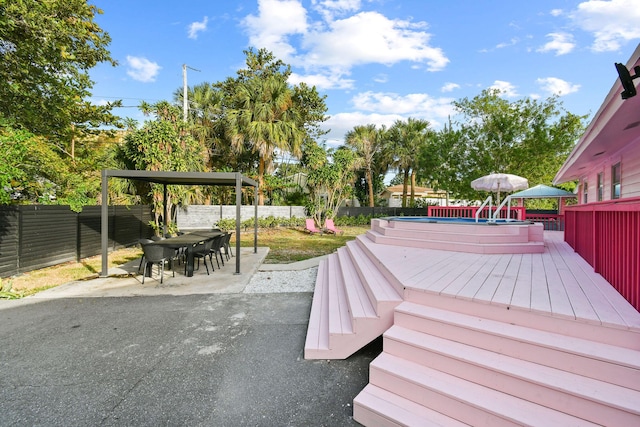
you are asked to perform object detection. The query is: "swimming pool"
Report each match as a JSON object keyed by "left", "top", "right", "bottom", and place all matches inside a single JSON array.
[{"left": 386, "top": 216, "right": 531, "bottom": 225}]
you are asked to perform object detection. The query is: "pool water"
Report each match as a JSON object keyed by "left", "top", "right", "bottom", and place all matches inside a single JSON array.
[{"left": 387, "top": 216, "right": 529, "bottom": 225}]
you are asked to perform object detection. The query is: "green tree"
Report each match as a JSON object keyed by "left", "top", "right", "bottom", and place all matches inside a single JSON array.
[
  {"left": 387, "top": 118, "right": 434, "bottom": 207},
  {"left": 0, "top": 0, "right": 120, "bottom": 140},
  {"left": 302, "top": 142, "right": 360, "bottom": 226},
  {"left": 345, "top": 124, "right": 383, "bottom": 207},
  {"left": 116, "top": 102, "right": 206, "bottom": 232},
  {"left": 424, "top": 90, "right": 586, "bottom": 201},
  {"left": 218, "top": 48, "right": 327, "bottom": 205}
]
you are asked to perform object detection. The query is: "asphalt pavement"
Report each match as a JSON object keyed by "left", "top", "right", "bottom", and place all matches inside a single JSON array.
[{"left": 0, "top": 250, "right": 380, "bottom": 426}]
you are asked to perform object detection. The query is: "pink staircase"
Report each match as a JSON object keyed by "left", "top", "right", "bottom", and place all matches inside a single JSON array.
[
  {"left": 304, "top": 219, "right": 640, "bottom": 425},
  {"left": 304, "top": 240, "right": 402, "bottom": 359}
]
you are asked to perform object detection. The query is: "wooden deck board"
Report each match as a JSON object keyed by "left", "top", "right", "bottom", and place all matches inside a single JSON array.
[
  {"left": 530, "top": 253, "right": 552, "bottom": 314},
  {"left": 406, "top": 251, "right": 471, "bottom": 290},
  {"left": 546, "top": 237, "right": 601, "bottom": 323},
  {"left": 492, "top": 254, "right": 522, "bottom": 306},
  {"left": 474, "top": 255, "right": 512, "bottom": 301},
  {"left": 511, "top": 253, "right": 533, "bottom": 309},
  {"left": 372, "top": 230, "right": 640, "bottom": 330},
  {"left": 454, "top": 255, "right": 502, "bottom": 301}
]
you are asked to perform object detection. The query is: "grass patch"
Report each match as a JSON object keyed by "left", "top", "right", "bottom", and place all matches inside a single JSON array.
[
  {"left": 237, "top": 225, "right": 369, "bottom": 263},
  {"left": 2, "top": 225, "right": 370, "bottom": 297},
  {"left": 5, "top": 248, "right": 143, "bottom": 297}
]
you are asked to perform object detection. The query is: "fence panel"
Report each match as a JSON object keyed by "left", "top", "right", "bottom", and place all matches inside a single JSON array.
[
  {"left": 0, "top": 205, "right": 153, "bottom": 278},
  {"left": 564, "top": 197, "right": 640, "bottom": 312},
  {"left": 19, "top": 206, "right": 77, "bottom": 273},
  {"left": 337, "top": 207, "right": 426, "bottom": 217},
  {"left": 0, "top": 207, "right": 19, "bottom": 277}
]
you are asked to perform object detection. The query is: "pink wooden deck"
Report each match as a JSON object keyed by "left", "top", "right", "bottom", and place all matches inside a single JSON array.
[
  {"left": 363, "top": 231, "right": 640, "bottom": 346},
  {"left": 304, "top": 222, "right": 640, "bottom": 425}
]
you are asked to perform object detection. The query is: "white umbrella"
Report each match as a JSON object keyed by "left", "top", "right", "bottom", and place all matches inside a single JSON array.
[{"left": 471, "top": 173, "right": 529, "bottom": 203}]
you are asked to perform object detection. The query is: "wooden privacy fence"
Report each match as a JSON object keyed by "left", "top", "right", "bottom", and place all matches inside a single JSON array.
[
  {"left": 564, "top": 197, "right": 640, "bottom": 312},
  {"left": 0, "top": 205, "right": 153, "bottom": 278}
]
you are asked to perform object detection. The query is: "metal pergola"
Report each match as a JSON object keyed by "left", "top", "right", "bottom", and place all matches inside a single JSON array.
[{"left": 100, "top": 169, "right": 259, "bottom": 277}]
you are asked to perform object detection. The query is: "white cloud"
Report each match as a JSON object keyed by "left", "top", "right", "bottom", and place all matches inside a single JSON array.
[
  {"left": 288, "top": 70, "right": 354, "bottom": 90},
  {"left": 305, "top": 11, "right": 448, "bottom": 72},
  {"left": 242, "top": 0, "right": 309, "bottom": 61},
  {"left": 550, "top": 9, "right": 564, "bottom": 17},
  {"left": 373, "top": 74, "right": 388, "bottom": 83},
  {"left": 312, "top": 0, "right": 361, "bottom": 21},
  {"left": 570, "top": 0, "right": 640, "bottom": 52},
  {"left": 322, "top": 111, "right": 402, "bottom": 143},
  {"left": 188, "top": 17, "right": 208, "bottom": 39},
  {"left": 495, "top": 38, "right": 519, "bottom": 49},
  {"left": 441, "top": 82, "right": 460, "bottom": 93},
  {"left": 536, "top": 77, "right": 580, "bottom": 96},
  {"left": 126, "top": 56, "right": 161, "bottom": 83},
  {"left": 351, "top": 91, "right": 455, "bottom": 120},
  {"left": 242, "top": 0, "right": 448, "bottom": 76},
  {"left": 489, "top": 80, "right": 519, "bottom": 97},
  {"left": 537, "top": 32, "right": 575, "bottom": 55}
]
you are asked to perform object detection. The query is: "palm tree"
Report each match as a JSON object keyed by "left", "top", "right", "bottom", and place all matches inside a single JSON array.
[
  {"left": 345, "top": 124, "right": 381, "bottom": 207},
  {"left": 225, "top": 73, "right": 304, "bottom": 205},
  {"left": 388, "top": 118, "right": 432, "bottom": 207}
]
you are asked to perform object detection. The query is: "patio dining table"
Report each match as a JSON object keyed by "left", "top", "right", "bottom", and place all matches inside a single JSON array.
[{"left": 150, "top": 231, "right": 223, "bottom": 277}]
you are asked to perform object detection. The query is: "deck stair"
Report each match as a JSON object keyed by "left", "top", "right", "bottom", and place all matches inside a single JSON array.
[
  {"left": 304, "top": 239, "right": 402, "bottom": 359},
  {"left": 368, "top": 218, "right": 545, "bottom": 254},
  {"left": 354, "top": 301, "right": 640, "bottom": 426}
]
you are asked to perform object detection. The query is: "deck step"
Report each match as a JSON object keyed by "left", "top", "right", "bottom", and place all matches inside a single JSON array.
[
  {"left": 382, "top": 325, "right": 640, "bottom": 426},
  {"left": 353, "top": 384, "right": 469, "bottom": 427},
  {"left": 368, "top": 353, "right": 601, "bottom": 427},
  {"left": 373, "top": 220, "right": 531, "bottom": 244},
  {"left": 344, "top": 241, "right": 402, "bottom": 309},
  {"left": 304, "top": 246, "right": 401, "bottom": 359},
  {"left": 393, "top": 301, "right": 640, "bottom": 391},
  {"left": 304, "top": 260, "right": 330, "bottom": 358},
  {"left": 366, "top": 229, "right": 545, "bottom": 254}
]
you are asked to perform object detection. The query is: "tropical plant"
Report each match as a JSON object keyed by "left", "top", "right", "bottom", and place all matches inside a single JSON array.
[
  {"left": 345, "top": 124, "right": 383, "bottom": 207},
  {"left": 217, "top": 48, "right": 327, "bottom": 205},
  {"left": 303, "top": 142, "right": 360, "bottom": 226},
  {"left": 116, "top": 101, "right": 206, "bottom": 233},
  {"left": 387, "top": 118, "right": 434, "bottom": 207}
]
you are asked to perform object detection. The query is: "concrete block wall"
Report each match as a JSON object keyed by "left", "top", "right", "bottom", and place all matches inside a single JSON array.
[{"left": 176, "top": 205, "right": 306, "bottom": 230}]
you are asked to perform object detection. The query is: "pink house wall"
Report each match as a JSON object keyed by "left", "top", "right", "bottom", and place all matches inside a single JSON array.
[{"left": 578, "top": 141, "right": 640, "bottom": 204}]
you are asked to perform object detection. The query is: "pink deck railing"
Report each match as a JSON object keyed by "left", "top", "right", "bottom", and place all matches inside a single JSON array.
[
  {"left": 564, "top": 197, "right": 640, "bottom": 312},
  {"left": 427, "top": 205, "right": 526, "bottom": 220}
]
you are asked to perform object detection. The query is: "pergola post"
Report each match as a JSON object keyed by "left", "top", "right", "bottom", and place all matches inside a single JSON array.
[
  {"left": 235, "top": 173, "right": 242, "bottom": 275},
  {"left": 254, "top": 182, "right": 258, "bottom": 254},
  {"left": 100, "top": 170, "right": 109, "bottom": 277}
]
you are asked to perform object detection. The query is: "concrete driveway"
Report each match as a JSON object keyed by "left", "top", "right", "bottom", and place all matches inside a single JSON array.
[{"left": 0, "top": 249, "right": 378, "bottom": 426}]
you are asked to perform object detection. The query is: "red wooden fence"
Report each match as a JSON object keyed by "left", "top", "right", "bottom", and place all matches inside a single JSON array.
[
  {"left": 427, "top": 205, "right": 526, "bottom": 220},
  {"left": 564, "top": 197, "right": 640, "bottom": 312}
]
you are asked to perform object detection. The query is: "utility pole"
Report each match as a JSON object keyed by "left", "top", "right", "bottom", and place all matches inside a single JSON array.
[{"left": 182, "top": 64, "right": 200, "bottom": 122}]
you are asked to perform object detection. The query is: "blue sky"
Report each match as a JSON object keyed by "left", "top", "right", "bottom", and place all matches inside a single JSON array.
[{"left": 90, "top": 0, "right": 640, "bottom": 147}]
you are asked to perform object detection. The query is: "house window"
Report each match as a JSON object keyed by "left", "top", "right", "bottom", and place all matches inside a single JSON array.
[
  {"left": 612, "top": 162, "right": 621, "bottom": 199},
  {"left": 597, "top": 172, "right": 604, "bottom": 201},
  {"left": 582, "top": 180, "right": 588, "bottom": 204}
]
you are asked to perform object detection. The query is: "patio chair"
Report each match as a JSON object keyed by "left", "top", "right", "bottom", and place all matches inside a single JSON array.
[
  {"left": 222, "top": 232, "right": 233, "bottom": 260},
  {"left": 141, "top": 244, "right": 175, "bottom": 284},
  {"left": 324, "top": 219, "right": 343, "bottom": 235},
  {"left": 190, "top": 239, "right": 214, "bottom": 275},
  {"left": 304, "top": 219, "right": 322, "bottom": 235},
  {"left": 208, "top": 234, "right": 226, "bottom": 268},
  {"left": 137, "top": 238, "right": 156, "bottom": 274}
]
